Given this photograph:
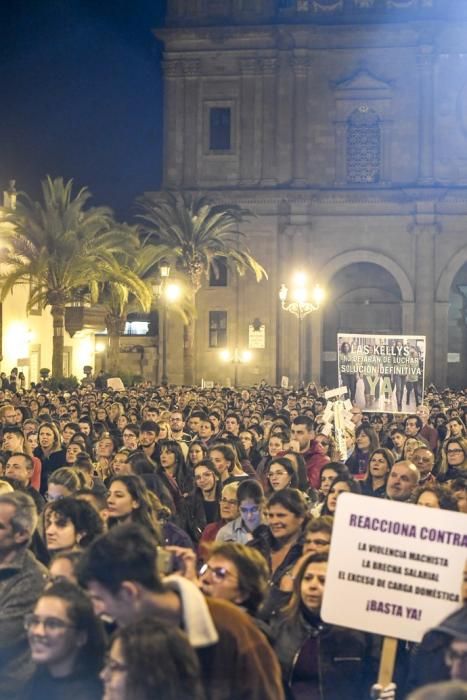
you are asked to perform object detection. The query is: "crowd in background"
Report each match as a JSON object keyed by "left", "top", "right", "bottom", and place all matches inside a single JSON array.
[{"left": 0, "top": 376, "right": 466, "bottom": 700}]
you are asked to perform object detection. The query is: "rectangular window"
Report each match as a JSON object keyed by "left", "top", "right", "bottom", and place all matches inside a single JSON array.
[
  {"left": 209, "top": 257, "right": 228, "bottom": 287},
  {"left": 209, "top": 311, "right": 227, "bottom": 348},
  {"left": 209, "top": 107, "right": 231, "bottom": 151}
]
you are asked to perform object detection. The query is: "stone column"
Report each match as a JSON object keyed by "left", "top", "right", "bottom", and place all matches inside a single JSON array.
[
  {"left": 162, "top": 60, "right": 184, "bottom": 187},
  {"left": 410, "top": 213, "right": 440, "bottom": 382},
  {"left": 182, "top": 59, "right": 201, "bottom": 187},
  {"left": 260, "top": 57, "right": 278, "bottom": 185},
  {"left": 310, "top": 309, "right": 323, "bottom": 386},
  {"left": 434, "top": 302, "right": 449, "bottom": 388},
  {"left": 291, "top": 52, "right": 310, "bottom": 186},
  {"left": 417, "top": 44, "right": 435, "bottom": 184},
  {"left": 239, "top": 57, "right": 260, "bottom": 186},
  {"left": 276, "top": 51, "right": 293, "bottom": 184}
]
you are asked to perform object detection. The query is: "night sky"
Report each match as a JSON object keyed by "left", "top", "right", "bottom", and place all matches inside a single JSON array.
[{"left": 0, "top": 0, "right": 167, "bottom": 220}]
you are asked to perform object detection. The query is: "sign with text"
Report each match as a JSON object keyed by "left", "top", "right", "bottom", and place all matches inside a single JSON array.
[
  {"left": 337, "top": 333, "right": 426, "bottom": 414},
  {"left": 321, "top": 493, "right": 467, "bottom": 643}
]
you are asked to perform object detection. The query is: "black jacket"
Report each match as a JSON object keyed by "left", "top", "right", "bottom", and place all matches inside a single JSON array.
[{"left": 271, "top": 609, "right": 376, "bottom": 700}]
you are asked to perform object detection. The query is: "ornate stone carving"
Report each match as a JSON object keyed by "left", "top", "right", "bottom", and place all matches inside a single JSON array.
[
  {"left": 163, "top": 60, "right": 183, "bottom": 78},
  {"left": 262, "top": 57, "right": 278, "bottom": 76},
  {"left": 289, "top": 53, "right": 311, "bottom": 77},
  {"left": 183, "top": 59, "right": 201, "bottom": 77},
  {"left": 240, "top": 57, "right": 260, "bottom": 75},
  {"left": 311, "top": 0, "right": 343, "bottom": 12}
]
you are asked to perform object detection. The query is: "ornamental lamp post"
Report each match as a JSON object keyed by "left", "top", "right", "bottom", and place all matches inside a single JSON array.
[
  {"left": 219, "top": 347, "right": 252, "bottom": 387},
  {"left": 152, "top": 264, "right": 180, "bottom": 386},
  {"left": 279, "top": 271, "right": 324, "bottom": 387}
]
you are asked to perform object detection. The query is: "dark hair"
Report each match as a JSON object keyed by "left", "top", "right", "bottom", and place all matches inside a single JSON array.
[
  {"left": 322, "top": 476, "right": 362, "bottom": 516},
  {"left": 208, "top": 542, "right": 269, "bottom": 614},
  {"left": 267, "top": 458, "right": 298, "bottom": 491},
  {"left": 267, "top": 487, "right": 308, "bottom": 518},
  {"left": 319, "top": 462, "right": 349, "bottom": 484},
  {"left": 284, "top": 552, "right": 329, "bottom": 619},
  {"left": 113, "top": 618, "right": 204, "bottom": 700},
  {"left": 108, "top": 475, "right": 161, "bottom": 539},
  {"left": 78, "top": 523, "right": 164, "bottom": 594},
  {"left": 140, "top": 420, "right": 160, "bottom": 435},
  {"left": 237, "top": 478, "right": 264, "bottom": 505},
  {"left": 413, "top": 484, "right": 459, "bottom": 511},
  {"left": 292, "top": 415, "right": 315, "bottom": 432},
  {"left": 46, "top": 497, "right": 103, "bottom": 547},
  {"left": 355, "top": 424, "right": 379, "bottom": 453},
  {"left": 364, "top": 448, "right": 394, "bottom": 485},
  {"left": 404, "top": 414, "right": 423, "bottom": 432},
  {"left": 37, "top": 580, "right": 105, "bottom": 674},
  {"left": 305, "top": 515, "right": 334, "bottom": 537},
  {"left": 208, "top": 443, "right": 236, "bottom": 474}
]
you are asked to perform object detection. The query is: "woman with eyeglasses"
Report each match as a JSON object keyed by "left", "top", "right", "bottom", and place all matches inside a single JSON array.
[
  {"left": 101, "top": 618, "right": 204, "bottom": 700},
  {"left": 216, "top": 479, "right": 265, "bottom": 545},
  {"left": 198, "top": 482, "right": 240, "bottom": 558},
  {"left": 314, "top": 433, "right": 340, "bottom": 462},
  {"left": 266, "top": 457, "right": 298, "bottom": 494},
  {"left": 185, "top": 460, "right": 222, "bottom": 543},
  {"left": 199, "top": 542, "right": 269, "bottom": 623},
  {"left": 437, "top": 437, "right": 467, "bottom": 482},
  {"left": 22, "top": 580, "right": 105, "bottom": 699}
]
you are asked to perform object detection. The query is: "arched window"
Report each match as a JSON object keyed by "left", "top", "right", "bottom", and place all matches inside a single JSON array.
[{"left": 346, "top": 107, "right": 381, "bottom": 184}]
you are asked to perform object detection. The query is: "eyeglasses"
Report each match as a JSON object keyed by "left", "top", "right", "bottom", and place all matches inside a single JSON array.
[
  {"left": 447, "top": 448, "right": 464, "bottom": 455},
  {"left": 199, "top": 563, "right": 235, "bottom": 582},
  {"left": 446, "top": 647, "right": 467, "bottom": 664},
  {"left": 24, "top": 614, "right": 75, "bottom": 632},
  {"left": 44, "top": 493, "right": 65, "bottom": 502},
  {"left": 220, "top": 497, "right": 238, "bottom": 506},
  {"left": 104, "top": 655, "right": 128, "bottom": 673},
  {"left": 240, "top": 505, "right": 260, "bottom": 515}
]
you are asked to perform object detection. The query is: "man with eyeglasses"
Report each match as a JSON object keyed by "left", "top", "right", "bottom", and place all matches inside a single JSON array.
[
  {"left": 411, "top": 446, "right": 436, "bottom": 484},
  {"left": 0, "top": 492, "right": 47, "bottom": 699}
]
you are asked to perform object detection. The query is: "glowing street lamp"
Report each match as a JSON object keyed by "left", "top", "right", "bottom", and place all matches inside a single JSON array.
[
  {"left": 219, "top": 348, "right": 252, "bottom": 386},
  {"left": 279, "top": 271, "right": 324, "bottom": 387}
]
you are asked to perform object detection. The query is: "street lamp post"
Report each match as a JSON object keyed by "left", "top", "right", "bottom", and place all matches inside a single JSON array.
[
  {"left": 279, "top": 271, "right": 324, "bottom": 387},
  {"left": 220, "top": 348, "right": 252, "bottom": 387},
  {"left": 153, "top": 264, "right": 180, "bottom": 386}
]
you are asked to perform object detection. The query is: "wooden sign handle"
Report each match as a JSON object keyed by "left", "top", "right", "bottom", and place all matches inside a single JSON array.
[{"left": 378, "top": 636, "right": 398, "bottom": 687}]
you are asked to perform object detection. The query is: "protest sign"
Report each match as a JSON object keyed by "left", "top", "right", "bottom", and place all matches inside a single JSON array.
[
  {"left": 337, "top": 333, "right": 426, "bottom": 414},
  {"left": 321, "top": 493, "right": 466, "bottom": 643}
]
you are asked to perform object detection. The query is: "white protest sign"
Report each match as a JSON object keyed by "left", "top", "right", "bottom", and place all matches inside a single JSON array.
[{"left": 321, "top": 493, "right": 467, "bottom": 643}]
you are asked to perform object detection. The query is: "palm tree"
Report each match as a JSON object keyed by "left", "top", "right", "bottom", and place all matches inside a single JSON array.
[
  {"left": 0, "top": 176, "right": 138, "bottom": 377},
  {"left": 136, "top": 191, "right": 267, "bottom": 384},
  {"left": 98, "top": 242, "right": 164, "bottom": 375}
]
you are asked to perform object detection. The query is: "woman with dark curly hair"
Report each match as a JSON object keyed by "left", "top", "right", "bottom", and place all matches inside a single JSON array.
[
  {"left": 45, "top": 497, "right": 103, "bottom": 555},
  {"left": 101, "top": 618, "right": 204, "bottom": 700},
  {"left": 413, "top": 483, "right": 459, "bottom": 511}
]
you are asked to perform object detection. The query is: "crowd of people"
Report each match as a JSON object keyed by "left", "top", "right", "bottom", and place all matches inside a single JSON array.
[{"left": 0, "top": 377, "right": 466, "bottom": 700}]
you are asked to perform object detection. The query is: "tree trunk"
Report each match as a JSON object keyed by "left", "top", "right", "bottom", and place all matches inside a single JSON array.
[
  {"left": 51, "top": 304, "right": 65, "bottom": 377},
  {"left": 106, "top": 314, "right": 126, "bottom": 376},
  {"left": 183, "top": 318, "right": 195, "bottom": 385}
]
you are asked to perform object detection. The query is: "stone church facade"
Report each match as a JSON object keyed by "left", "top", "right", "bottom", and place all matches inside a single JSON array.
[{"left": 155, "top": 0, "right": 467, "bottom": 389}]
